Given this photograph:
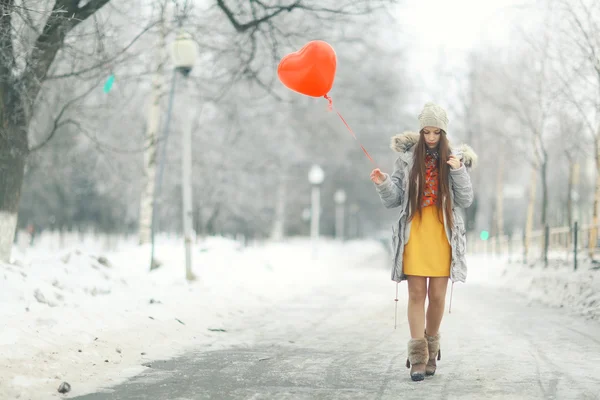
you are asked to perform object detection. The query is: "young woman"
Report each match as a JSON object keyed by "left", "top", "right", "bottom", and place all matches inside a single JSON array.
[{"left": 370, "top": 102, "right": 476, "bottom": 381}]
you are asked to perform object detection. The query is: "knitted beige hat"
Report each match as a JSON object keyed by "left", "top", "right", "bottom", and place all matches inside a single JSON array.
[{"left": 418, "top": 102, "right": 449, "bottom": 132}]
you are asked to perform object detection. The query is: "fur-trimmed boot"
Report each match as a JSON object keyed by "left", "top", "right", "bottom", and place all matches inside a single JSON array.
[
  {"left": 405, "top": 338, "right": 428, "bottom": 381},
  {"left": 425, "top": 332, "right": 441, "bottom": 376}
]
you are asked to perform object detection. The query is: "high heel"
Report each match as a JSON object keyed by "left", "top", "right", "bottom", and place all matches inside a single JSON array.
[
  {"left": 406, "top": 338, "right": 428, "bottom": 381},
  {"left": 425, "top": 332, "right": 440, "bottom": 376}
]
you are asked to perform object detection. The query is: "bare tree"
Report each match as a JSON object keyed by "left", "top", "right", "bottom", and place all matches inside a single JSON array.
[
  {"left": 138, "top": 0, "right": 169, "bottom": 245},
  {"left": 0, "top": 0, "right": 118, "bottom": 262},
  {"left": 551, "top": 0, "right": 600, "bottom": 258},
  {"left": 553, "top": 110, "right": 587, "bottom": 232},
  {"left": 434, "top": 52, "right": 483, "bottom": 234},
  {"left": 478, "top": 20, "right": 567, "bottom": 262}
]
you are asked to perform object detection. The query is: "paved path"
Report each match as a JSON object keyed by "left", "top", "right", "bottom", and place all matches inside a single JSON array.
[{"left": 73, "top": 274, "right": 600, "bottom": 400}]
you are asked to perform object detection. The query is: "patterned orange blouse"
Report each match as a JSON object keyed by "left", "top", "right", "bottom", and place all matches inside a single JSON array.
[{"left": 422, "top": 154, "right": 439, "bottom": 208}]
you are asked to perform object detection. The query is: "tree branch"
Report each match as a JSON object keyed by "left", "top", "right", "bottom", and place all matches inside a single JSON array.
[
  {"left": 253, "top": 0, "right": 380, "bottom": 15},
  {"left": 551, "top": 55, "right": 596, "bottom": 135},
  {"left": 0, "top": 0, "right": 16, "bottom": 95},
  {"left": 0, "top": 0, "right": 16, "bottom": 66},
  {"left": 0, "top": 0, "right": 25, "bottom": 132},
  {"left": 29, "top": 79, "right": 100, "bottom": 152},
  {"left": 212, "top": 0, "right": 395, "bottom": 98},
  {"left": 45, "top": 22, "right": 156, "bottom": 80},
  {"left": 22, "top": 0, "right": 112, "bottom": 120},
  {"left": 216, "top": 0, "right": 300, "bottom": 32},
  {"left": 67, "top": 119, "right": 156, "bottom": 154},
  {"left": 563, "top": 0, "right": 598, "bottom": 70}
]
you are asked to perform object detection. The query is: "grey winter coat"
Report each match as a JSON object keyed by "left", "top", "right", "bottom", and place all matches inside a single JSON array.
[{"left": 374, "top": 131, "right": 477, "bottom": 283}]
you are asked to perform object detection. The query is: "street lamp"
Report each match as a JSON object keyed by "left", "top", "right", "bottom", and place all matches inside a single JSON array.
[
  {"left": 150, "top": 31, "right": 198, "bottom": 281},
  {"left": 334, "top": 189, "right": 346, "bottom": 241},
  {"left": 308, "top": 165, "right": 324, "bottom": 256},
  {"left": 172, "top": 32, "right": 197, "bottom": 76}
]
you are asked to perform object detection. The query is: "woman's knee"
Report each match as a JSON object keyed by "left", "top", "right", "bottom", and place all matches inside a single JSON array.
[
  {"left": 428, "top": 285, "right": 447, "bottom": 305},
  {"left": 428, "top": 291, "right": 445, "bottom": 305},
  {"left": 407, "top": 277, "right": 427, "bottom": 303},
  {"left": 427, "top": 277, "right": 448, "bottom": 304}
]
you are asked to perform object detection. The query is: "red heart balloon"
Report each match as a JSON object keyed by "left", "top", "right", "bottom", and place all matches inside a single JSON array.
[{"left": 277, "top": 40, "right": 337, "bottom": 98}]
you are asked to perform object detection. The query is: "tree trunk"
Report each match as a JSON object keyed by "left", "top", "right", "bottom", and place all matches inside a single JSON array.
[
  {"left": 590, "top": 135, "right": 600, "bottom": 260},
  {"left": 495, "top": 147, "right": 505, "bottom": 249},
  {"left": 566, "top": 154, "right": 576, "bottom": 251},
  {"left": 270, "top": 171, "right": 286, "bottom": 241},
  {"left": 0, "top": 135, "right": 27, "bottom": 262},
  {"left": 138, "top": 3, "right": 168, "bottom": 245},
  {"left": 540, "top": 157, "right": 548, "bottom": 229},
  {"left": 524, "top": 166, "right": 537, "bottom": 264},
  {"left": 205, "top": 206, "right": 220, "bottom": 236},
  {"left": 194, "top": 206, "right": 202, "bottom": 241},
  {"left": 540, "top": 155, "right": 549, "bottom": 261},
  {"left": 573, "top": 161, "right": 580, "bottom": 222},
  {"left": 567, "top": 157, "right": 573, "bottom": 230},
  {"left": 0, "top": 94, "right": 28, "bottom": 262}
]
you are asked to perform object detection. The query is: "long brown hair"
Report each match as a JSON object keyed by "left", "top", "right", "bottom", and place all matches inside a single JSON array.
[{"left": 407, "top": 129, "right": 454, "bottom": 229}]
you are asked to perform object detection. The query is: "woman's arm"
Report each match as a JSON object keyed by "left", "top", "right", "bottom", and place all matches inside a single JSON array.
[
  {"left": 374, "top": 158, "right": 405, "bottom": 209},
  {"left": 450, "top": 165, "right": 473, "bottom": 208}
]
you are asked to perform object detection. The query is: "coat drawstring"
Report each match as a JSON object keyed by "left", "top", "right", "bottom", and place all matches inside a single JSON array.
[{"left": 394, "top": 282, "right": 399, "bottom": 329}]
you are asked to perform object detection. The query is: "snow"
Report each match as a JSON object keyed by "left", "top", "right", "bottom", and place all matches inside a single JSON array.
[
  {"left": 467, "top": 253, "right": 600, "bottom": 321},
  {"left": 0, "top": 234, "right": 389, "bottom": 399},
  {"left": 2, "top": 234, "right": 599, "bottom": 399}
]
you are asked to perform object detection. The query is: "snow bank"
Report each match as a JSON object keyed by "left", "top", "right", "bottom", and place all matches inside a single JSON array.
[
  {"left": 468, "top": 254, "right": 600, "bottom": 320},
  {"left": 1, "top": 236, "right": 387, "bottom": 399}
]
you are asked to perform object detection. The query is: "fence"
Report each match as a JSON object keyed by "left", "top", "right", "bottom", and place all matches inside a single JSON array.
[{"left": 467, "top": 222, "right": 599, "bottom": 270}]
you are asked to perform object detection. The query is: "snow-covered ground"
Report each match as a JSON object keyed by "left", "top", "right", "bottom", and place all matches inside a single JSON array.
[
  {"left": 467, "top": 253, "right": 600, "bottom": 321},
  {"left": 0, "top": 234, "right": 389, "bottom": 399},
  {"left": 2, "top": 233, "right": 599, "bottom": 399}
]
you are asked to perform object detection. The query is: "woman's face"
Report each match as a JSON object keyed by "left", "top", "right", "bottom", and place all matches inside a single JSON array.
[{"left": 422, "top": 126, "right": 441, "bottom": 148}]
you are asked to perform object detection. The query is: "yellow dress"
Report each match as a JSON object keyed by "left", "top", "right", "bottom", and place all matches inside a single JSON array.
[
  {"left": 403, "top": 205, "right": 451, "bottom": 277},
  {"left": 403, "top": 153, "right": 451, "bottom": 277}
]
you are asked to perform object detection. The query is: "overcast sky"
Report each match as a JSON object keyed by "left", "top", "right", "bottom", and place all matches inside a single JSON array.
[{"left": 393, "top": 0, "right": 531, "bottom": 111}]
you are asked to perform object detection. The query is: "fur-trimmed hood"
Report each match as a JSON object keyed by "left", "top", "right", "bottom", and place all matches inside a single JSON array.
[{"left": 390, "top": 131, "right": 478, "bottom": 169}]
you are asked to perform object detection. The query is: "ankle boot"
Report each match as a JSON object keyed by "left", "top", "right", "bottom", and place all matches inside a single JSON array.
[
  {"left": 405, "top": 338, "right": 428, "bottom": 381},
  {"left": 425, "top": 332, "right": 441, "bottom": 376}
]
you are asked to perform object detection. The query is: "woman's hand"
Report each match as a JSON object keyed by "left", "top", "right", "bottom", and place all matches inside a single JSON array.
[
  {"left": 370, "top": 168, "right": 386, "bottom": 184},
  {"left": 447, "top": 155, "right": 461, "bottom": 170}
]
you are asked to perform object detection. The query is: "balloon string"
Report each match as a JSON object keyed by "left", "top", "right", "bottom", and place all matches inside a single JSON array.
[
  {"left": 324, "top": 94, "right": 333, "bottom": 111},
  {"left": 323, "top": 94, "right": 377, "bottom": 167}
]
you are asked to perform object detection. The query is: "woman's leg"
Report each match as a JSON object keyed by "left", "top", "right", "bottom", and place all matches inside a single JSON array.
[
  {"left": 424, "top": 277, "right": 448, "bottom": 376},
  {"left": 406, "top": 275, "right": 429, "bottom": 381},
  {"left": 407, "top": 275, "right": 428, "bottom": 338},
  {"left": 425, "top": 277, "right": 449, "bottom": 336}
]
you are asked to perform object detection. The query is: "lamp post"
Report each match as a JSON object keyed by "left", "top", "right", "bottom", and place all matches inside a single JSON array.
[
  {"left": 308, "top": 165, "right": 324, "bottom": 256},
  {"left": 150, "top": 31, "right": 198, "bottom": 281},
  {"left": 334, "top": 189, "right": 346, "bottom": 241}
]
